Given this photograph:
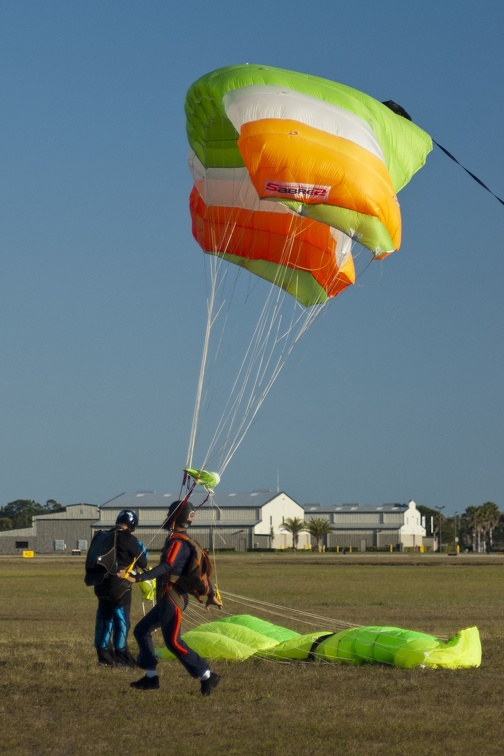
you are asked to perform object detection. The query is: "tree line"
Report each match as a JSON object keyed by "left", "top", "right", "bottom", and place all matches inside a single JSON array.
[
  {"left": 417, "top": 502, "right": 503, "bottom": 552},
  {"left": 0, "top": 499, "right": 65, "bottom": 531}
]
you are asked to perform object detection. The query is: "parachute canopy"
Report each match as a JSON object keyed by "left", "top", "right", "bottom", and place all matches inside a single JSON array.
[
  {"left": 184, "top": 65, "right": 432, "bottom": 477},
  {"left": 186, "top": 64, "right": 432, "bottom": 306},
  {"left": 156, "top": 614, "right": 481, "bottom": 670}
]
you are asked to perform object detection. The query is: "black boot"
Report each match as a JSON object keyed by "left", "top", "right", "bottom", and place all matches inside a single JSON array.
[
  {"left": 130, "top": 674, "right": 160, "bottom": 690},
  {"left": 115, "top": 647, "right": 137, "bottom": 669},
  {"left": 201, "top": 672, "right": 221, "bottom": 696},
  {"left": 97, "top": 647, "right": 116, "bottom": 667}
]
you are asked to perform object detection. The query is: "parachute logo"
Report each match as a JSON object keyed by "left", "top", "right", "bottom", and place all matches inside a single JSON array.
[{"left": 263, "top": 180, "right": 331, "bottom": 200}]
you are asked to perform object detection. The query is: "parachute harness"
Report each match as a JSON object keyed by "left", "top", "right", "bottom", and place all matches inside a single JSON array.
[
  {"left": 127, "top": 468, "right": 223, "bottom": 605},
  {"left": 122, "top": 468, "right": 222, "bottom": 606},
  {"left": 181, "top": 468, "right": 223, "bottom": 606}
]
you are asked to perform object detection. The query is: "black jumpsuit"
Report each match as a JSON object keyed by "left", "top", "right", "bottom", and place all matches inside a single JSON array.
[{"left": 94, "top": 527, "right": 148, "bottom": 666}]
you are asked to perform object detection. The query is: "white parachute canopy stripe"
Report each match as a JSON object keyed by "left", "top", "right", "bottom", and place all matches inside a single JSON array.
[{"left": 223, "top": 85, "right": 386, "bottom": 163}]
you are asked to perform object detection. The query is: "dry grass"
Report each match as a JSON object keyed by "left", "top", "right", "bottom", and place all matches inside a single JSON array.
[{"left": 0, "top": 553, "right": 503, "bottom": 755}]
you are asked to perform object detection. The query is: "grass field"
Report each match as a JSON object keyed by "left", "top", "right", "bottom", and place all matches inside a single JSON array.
[{"left": 0, "top": 553, "right": 503, "bottom": 755}]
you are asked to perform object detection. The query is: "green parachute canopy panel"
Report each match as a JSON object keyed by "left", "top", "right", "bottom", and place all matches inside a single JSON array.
[{"left": 156, "top": 614, "right": 481, "bottom": 670}]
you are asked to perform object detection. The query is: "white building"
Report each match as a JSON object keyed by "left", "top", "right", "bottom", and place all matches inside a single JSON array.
[
  {"left": 399, "top": 500, "right": 427, "bottom": 549},
  {"left": 303, "top": 499, "right": 426, "bottom": 551},
  {"left": 96, "top": 489, "right": 307, "bottom": 551},
  {"left": 0, "top": 493, "right": 426, "bottom": 553}
]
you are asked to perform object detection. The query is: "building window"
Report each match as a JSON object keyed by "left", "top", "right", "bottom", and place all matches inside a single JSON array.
[{"left": 15, "top": 541, "right": 29, "bottom": 549}]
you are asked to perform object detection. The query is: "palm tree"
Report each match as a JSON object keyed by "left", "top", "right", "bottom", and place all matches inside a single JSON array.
[
  {"left": 304, "top": 517, "right": 332, "bottom": 553},
  {"left": 464, "top": 506, "right": 486, "bottom": 551},
  {"left": 282, "top": 517, "right": 306, "bottom": 551},
  {"left": 479, "top": 502, "right": 501, "bottom": 551}
]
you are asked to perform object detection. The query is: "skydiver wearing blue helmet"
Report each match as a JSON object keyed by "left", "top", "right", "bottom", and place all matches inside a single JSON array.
[{"left": 93, "top": 509, "right": 148, "bottom": 668}]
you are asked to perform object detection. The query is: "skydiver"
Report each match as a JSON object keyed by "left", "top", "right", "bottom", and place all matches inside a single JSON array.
[
  {"left": 118, "top": 499, "right": 223, "bottom": 695},
  {"left": 93, "top": 509, "right": 148, "bottom": 667}
]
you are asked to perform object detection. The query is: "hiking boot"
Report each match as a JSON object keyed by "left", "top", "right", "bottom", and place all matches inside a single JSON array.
[
  {"left": 130, "top": 675, "right": 159, "bottom": 690},
  {"left": 201, "top": 672, "right": 221, "bottom": 696}
]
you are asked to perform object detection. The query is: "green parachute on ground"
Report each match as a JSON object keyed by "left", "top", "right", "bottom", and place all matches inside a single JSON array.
[{"left": 156, "top": 614, "right": 481, "bottom": 669}]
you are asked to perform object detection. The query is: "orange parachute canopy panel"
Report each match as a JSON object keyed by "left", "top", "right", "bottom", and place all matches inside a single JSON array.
[
  {"left": 190, "top": 186, "right": 355, "bottom": 306},
  {"left": 238, "top": 118, "right": 402, "bottom": 253}
]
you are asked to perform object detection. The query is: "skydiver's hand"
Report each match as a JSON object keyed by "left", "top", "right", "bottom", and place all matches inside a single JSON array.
[
  {"left": 205, "top": 595, "right": 223, "bottom": 611},
  {"left": 117, "top": 569, "right": 136, "bottom": 583}
]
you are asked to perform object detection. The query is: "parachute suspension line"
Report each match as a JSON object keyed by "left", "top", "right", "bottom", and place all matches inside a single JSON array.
[
  {"left": 187, "top": 168, "right": 331, "bottom": 479},
  {"left": 187, "top": 242, "right": 232, "bottom": 471},
  {"left": 182, "top": 583, "right": 362, "bottom": 633},
  {"left": 217, "top": 299, "right": 322, "bottom": 477},
  {"left": 204, "top": 283, "right": 284, "bottom": 474},
  {"left": 186, "top": 261, "right": 214, "bottom": 471},
  {"left": 198, "top": 213, "right": 327, "bottom": 476},
  {"left": 207, "top": 496, "right": 222, "bottom": 602},
  {"left": 433, "top": 139, "right": 504, "bottom": 207},
  {"left": 203, "top": 286, "right": 323, "bottom": 478},
  {"left": 219, "top": 591, "right": 361, "bottom": 630},
  {"left": 180, "top": 591, "right": 359, "bottom": 635}
]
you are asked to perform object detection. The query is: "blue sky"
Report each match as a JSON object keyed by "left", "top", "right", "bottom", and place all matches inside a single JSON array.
[{"left": 1, "top": 1, "right": 503, "bottom": 515}]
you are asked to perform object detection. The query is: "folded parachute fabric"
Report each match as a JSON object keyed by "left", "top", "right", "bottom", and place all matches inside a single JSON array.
[
  {"left": 258, "top": 623, "right": 482, "bottom": 669},
  {"left": 155, "top": 614, "right": 481, "bottom": 669}
]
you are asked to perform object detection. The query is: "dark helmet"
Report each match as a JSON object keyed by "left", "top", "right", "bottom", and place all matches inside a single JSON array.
[
  {"left": 162, "top": 500, "right": 195, "bottom": 530},
  {"left": 116, "top": 509, "right": 138, "bottom": 532}
]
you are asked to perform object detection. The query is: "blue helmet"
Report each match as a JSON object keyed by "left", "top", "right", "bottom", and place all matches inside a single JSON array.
[{"left": 116, "top": 509, "right": 138, "bottom": 532}]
